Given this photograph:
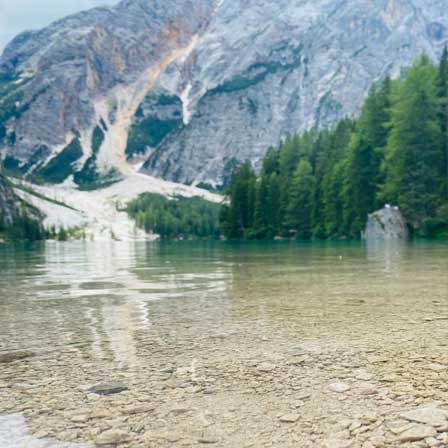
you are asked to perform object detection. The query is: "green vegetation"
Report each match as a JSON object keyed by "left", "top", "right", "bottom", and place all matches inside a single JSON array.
[
  {"left": 220, "top": 53, "right": 448, "bottom": 240},
  {"left": 2, "top": 155, "right": 26, "bottom": 178},
  {"left": 73, "top": 125, "right": 120, "bottom": 190},
  {"left": 126, "top": 115, "right": 182, "bottom": 159},
  {"left": 91, "top": 126, "right": 105, "bottom": 155},
  {"left": 0, "top": 174, "right": 46, "bottom": 241},
  {"left": 157, "top": 94, "right": 181, "bottom": 106},
  {"left": 0, "top": 210, "right": 46, "bottom": 241},
  {"left": 127, "top": 193, "right": 221, "bottom": 240},
  {"left": 35, "top": 138, "right": 83, "bottom": 184},
  {"left": 196, "top": 182, "right": 225, "bottom": 193},
  {"left": 74, "top": 167, "right": 121, "bottom": 191},
  {"left": 208, "top": 46, "right": 303, "bottom": 96}
]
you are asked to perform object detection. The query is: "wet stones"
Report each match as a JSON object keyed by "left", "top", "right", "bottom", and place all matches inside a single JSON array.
[
  {"left": 325, "top": 440, "right": 354, "bottom": 448},
  {"left": 279, "top": 414, "right": 300, "bottom": 423},
  {"left": 256, "top": 363, "right": 277, "bottom": 373},
  {"left": 198, "top": 436, "right": 219, "bottom": 444},
  {"left": 95, "top": 429, "right": 132, "bottom": 445},
  {"left": 0, "top": 351, "right": 34, "bottom": 364},
  {"left": 397, "top": 424, "right": 437, "bottom": 442},
  {"left": 121, "top": 404, "right": 155, "bottom": 416},
  {"left": 400, "top": 406, "right": 448, "bottom": 428},
  {"left": 328, "top": 382, "right": 351, "bottom": 393},
  {"left": 88, "top": 383, "right": 129, "bottom": 396}
]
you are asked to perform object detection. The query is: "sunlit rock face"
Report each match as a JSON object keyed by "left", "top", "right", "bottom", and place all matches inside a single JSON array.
[{"left": 1, "top": 0, "right": 447, "bottom": 186}]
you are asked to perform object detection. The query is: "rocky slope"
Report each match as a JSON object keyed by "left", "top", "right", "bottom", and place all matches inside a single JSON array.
[{"left": 1, "top": 0, "right": 448, "bottom": 187}]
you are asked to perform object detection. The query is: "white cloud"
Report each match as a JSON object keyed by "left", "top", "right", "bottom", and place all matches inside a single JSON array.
[{"left": 0, "top": 0, "right": 118, "bottom": 52}]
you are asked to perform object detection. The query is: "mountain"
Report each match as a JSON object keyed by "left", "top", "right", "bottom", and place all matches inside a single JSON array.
[{"left": 0, "top": 0, "right": 447, "bottom": 187}]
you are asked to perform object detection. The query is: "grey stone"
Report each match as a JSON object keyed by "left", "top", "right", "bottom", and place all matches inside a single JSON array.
[
  {"left": 279, "top": 414, "right": 300, "bottom": 423},
  {"left": 363, "top": 206, "right": 409, "bottom": 240},
  {"left": 329, "top": 382, "right": 351, "bottom": 393},
  {"left": 95, "top": 430, "right": 131, "bottom": 445},
  {"left": 400, "top": 407, "right": 448, "bottom": 428},
  {"left": 398, "top": 424, "right": 437, "bottom": 442},
  {"left": 0, "top": 351, "right": 35, "bottom": 364},
  {"left": 257, "top": 362, "right": 277, "bottom": 373},
  {"left": 88, "top": 382, "right": 129, "bottom": 396},
  {"left": 325, "top": 440, "right": 354, "bottom": 448}
]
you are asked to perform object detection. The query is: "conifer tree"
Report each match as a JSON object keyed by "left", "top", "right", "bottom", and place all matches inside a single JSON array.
[
  {"left": 382, "top": 56, "right": 443, "bottom": 228},
  {"left": 286, "top": 160, "right": 315, "bottom": 239},
  {"left": 438, "top": 45, "right": 448, "bottom": 199}
]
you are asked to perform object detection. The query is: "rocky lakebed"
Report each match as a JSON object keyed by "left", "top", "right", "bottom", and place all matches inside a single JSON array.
[{"left": 0, "top": 241, "right": 447, "bottom": 448}]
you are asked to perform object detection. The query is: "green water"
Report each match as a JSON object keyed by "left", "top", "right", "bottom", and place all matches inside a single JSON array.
[
  {"left": 0, "top": 241, "right": 447, "bottom": 447},
  {"left": 0, "top": 240, "right": 447, "bottom": 356}
]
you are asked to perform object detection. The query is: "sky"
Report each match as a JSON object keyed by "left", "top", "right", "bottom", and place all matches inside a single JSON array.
[{"left": 0, "top": 0, "right": 118, "bottom": 52}]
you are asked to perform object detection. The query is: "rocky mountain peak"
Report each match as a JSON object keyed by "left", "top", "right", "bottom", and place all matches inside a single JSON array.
[{"left": 0, "top": 0, "right": 447, "bottom": 187}]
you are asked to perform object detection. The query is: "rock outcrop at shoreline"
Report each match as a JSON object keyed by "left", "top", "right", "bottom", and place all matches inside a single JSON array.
[{"left": 363, "top": 206, "right": 409, "bottom": 240}]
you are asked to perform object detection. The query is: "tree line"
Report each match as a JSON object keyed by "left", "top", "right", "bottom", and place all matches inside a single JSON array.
[
  {"left": 127, "top": 193, "right": 221, "bottom": 240},
  {"left": 220, "top": 51, "right": 448, "bottom": 240}
]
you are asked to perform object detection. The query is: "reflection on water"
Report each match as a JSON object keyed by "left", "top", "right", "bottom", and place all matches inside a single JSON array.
[
  {"left": 365, "top": 239, "right": 408, "bottom": 274},
  {"left": 0, "top": 240, "right": 447, "bottom": 447},
  {"left": 0, "top": 240, "right": 447, "bottom": 363},
  {"left": 0, "top": 241, "right": 231, "bottom": 366}
]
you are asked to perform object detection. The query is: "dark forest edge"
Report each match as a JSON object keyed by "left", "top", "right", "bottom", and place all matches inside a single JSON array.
[
  {"left": 126, "top": 193, "right": 221, "bottom": 240},
  {"left": 0, "top": 205, "right": 77, "bottom": 242},
  {"left": 0, "top": 173, "right": 80, "bottom": 242},
  {"left": 220, "top": 51, "right": 448, "bottom": 241}
]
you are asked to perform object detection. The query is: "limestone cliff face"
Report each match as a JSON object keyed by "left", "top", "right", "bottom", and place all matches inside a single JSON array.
[
  {"left": 0, "top": 0, "right": 216, "bottom": 182},
  {"left": 1, "top": 0, "right": 447, "bottom": 186}
]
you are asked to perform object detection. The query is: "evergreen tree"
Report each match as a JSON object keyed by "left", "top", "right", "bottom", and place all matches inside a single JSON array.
[
  {"left": 323, "top": 161, "right": 345, "bottom": 237},
  {"left": 319, "top": 119, "right": 353, "bottom": 236},
  {"left": 286, "top": 160, "right": 315, "bottom": 239},
  {"left": 262, "top": 146, "right": 279, "bottom": 177},
  {"left": 253, "top": 174, "right": 269, "bottom": 238},
  {"left": 266, "top": 172, "right": 282, "bottom": 237},
  {"left": 382, "top": 56, "right": 444, "bottom": 228},
  {"left": 220, "top": 53, "right": 448, "bottom": 240},
  {"left": 311, "top": 129, "right": 333, "bottom": 238},
  {"left": 279, "top": 135, "right": 300, "bottom": 179},
  {"left": 438, "top": 45, "right": 448, "bottom": 199},
  {"left": 223, "top": 161, "right": 257, "bottom": 238},
  {"left": 343, "top": 79, "right": 391, "bottom": 236}
]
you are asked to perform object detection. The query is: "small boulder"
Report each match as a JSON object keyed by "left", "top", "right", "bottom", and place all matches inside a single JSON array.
[
  {"left": 95, "top": 430, "right": 131, "bottom": 445},
  {"left": 362, "top": 206, "right": 408, "bottom": 240},
  {"left": 257, "top": 363, "right": 277, "bottom": 373},
  {"left": 0, "top": 351, "right": 34, "bottom": 364},
  {"left": 88, "top": 382, "right": 128, "bottom": 396},
  {"left": 398, "top": 424, "right": 437, "bottom": 442},
  {"left": 400, "top": 407, "right": 448, "bottom": 428},
  {"left": 329, "top": 382, "right": 351, "bottom": 393},
  {"left": 279, "top": 414, "right": 300, "bottom": 423}
]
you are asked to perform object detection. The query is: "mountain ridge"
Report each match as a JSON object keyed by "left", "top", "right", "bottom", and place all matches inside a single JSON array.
[{"left": 0, "top": 0, "right": 447, "bottom": 187}]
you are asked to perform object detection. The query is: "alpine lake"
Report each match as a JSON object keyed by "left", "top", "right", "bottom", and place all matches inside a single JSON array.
[{"left": 0, "top": 240, "right": 447, "bottom": 448}]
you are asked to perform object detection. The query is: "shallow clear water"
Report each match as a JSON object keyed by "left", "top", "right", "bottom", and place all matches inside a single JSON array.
[{"left": 0, "top": 240, "right": 447, "bottom": 447}]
